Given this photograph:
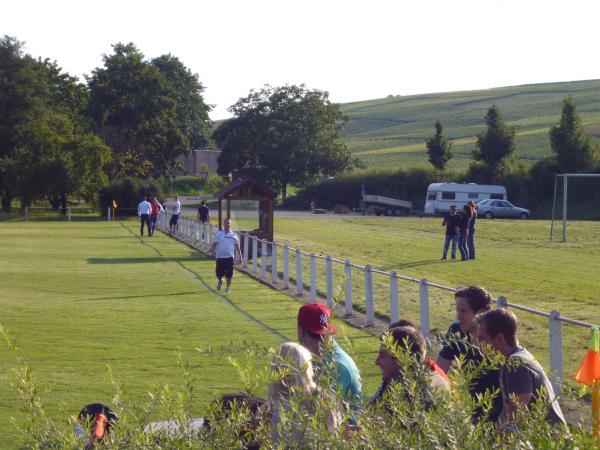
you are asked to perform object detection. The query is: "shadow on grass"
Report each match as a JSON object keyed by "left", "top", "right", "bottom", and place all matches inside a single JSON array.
[
  {"left": 118, "top": 222, "right": 290, "bottom": 342},
  {"left": 85, "top": 291, "right": 199, "bottom": 301},
  {"left": 88, "top": 254, "right": 208, "bottom": 264},
  {"left": 385, "top": 258, "right": 452, "bottom": 270}
]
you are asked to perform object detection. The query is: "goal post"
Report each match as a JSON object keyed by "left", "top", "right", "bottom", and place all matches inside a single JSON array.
[{"left": 550, "top": 173, "right": 600, "bottom": 242}]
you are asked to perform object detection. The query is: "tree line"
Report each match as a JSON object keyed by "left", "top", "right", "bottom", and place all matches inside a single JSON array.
[
  {"left": 1, "top": 35, "right": 356, "bottom": 213},
  {"left": 426, "top": 100, "right": 598, "bottom": 180},
  {"left": 0, "top": 36, "right": 213, "bottom": 213}
]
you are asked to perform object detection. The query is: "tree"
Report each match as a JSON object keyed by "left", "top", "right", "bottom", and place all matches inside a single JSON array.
[
  {"left": 472, "top": 105, "right": 516, "bottom": 182},
  {"left": 550, "top": 97, "right": 596, "bottom": 173},
  {"left": 87, "top": 43, "right": 212, "bottom": 178},
  {"left": 425, "top": 121, "right": 453, "bottom": 171},
  {"left": 213, "top": 85, "right": 352, "bottom": 199}
]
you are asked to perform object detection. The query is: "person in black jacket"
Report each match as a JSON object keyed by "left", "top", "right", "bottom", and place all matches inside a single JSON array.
[{"left": 441, "top": 206, "right": 461, "bottom": 260}]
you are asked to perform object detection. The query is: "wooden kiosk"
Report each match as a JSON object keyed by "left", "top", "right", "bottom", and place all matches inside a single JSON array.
[{"left": 213, "top": 179, "right": 276, "bottom": 258}]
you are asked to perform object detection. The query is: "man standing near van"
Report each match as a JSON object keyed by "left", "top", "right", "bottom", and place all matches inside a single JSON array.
[{"left": 441, "top": 205, "right": 460, "bottom": 260}]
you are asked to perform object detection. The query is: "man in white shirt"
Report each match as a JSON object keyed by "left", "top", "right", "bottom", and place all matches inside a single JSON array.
[
  {"left": 169, "top": 195, "right": 181, "bottom": 236},
  {"left": 137, "top": 197, "right": 152, "bottom": 237},
  {"left": 210, "top": 218, "right": 243, "bottom": 293}
]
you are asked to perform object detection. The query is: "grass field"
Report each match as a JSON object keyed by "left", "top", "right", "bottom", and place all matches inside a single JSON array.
[
  {"left": 271, "top": 217, "right": 600, "bottom": 379},
  {"left": 0, "top": 220, "right": 381, "bottom": 447},
  {"left": 339, "top": 79, "right": 600, "bottom": 170}
]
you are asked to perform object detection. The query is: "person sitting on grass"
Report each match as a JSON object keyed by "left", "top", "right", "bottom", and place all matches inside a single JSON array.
[
  {"left": 436, "top": 286, "right": 503, "bottom": 422},
  {"left": 268, "top": 341, "right": 340, "bottom": 445},
  {"left": 297, "top": 303, "right": 362, "bottom": 426},
  {"left": 74, "top": 403, "right": 118, "bottom": 449},
  {"left": 475, "top": 308, "right": 567, "bottom": 427},
  {"left": 370, "top": 325, "right": 450, "bottom": 411}
]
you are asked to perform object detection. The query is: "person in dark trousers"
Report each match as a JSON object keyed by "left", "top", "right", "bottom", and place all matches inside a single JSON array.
[
  {"left": 197, "top": 200, "right": 210, "bottom": 224},
  {"left": 467, "top": 201, "right": 477, "bottom": 259},
  {"left": 441, "top": 205, "right": 461, "bottom": 260},
  {"left": 137, "top": 197, "right": 152, "bottom": 237},
  {"left": 475, "top": 308, "right": 567, "bottom": 427},
  {"left": 210, "top": 218, "right": 242, "bottom": 293},
  {"left": 457, "top": 204, "right": 472, "bottom": 261},
  {"left": 436, "top": 286, "right": 503, "bottom": 422}
]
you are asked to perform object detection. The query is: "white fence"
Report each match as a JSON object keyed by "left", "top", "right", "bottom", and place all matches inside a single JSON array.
[{"left": 157, "top": 213, "right": 597, "bottom": 393}]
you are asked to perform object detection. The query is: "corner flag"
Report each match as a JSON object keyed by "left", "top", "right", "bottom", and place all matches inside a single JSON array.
[
  {"left": 112, "top": 200, "right": 117, "bottom": 208},
  {"left": 573, "top": 326, "right": 600, "bottom": 441}
]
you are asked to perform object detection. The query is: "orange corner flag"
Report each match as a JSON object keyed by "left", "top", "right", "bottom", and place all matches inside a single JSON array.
[
  {"left": 112, "top": 200, "right": 117, "bottom": 209},
  {"left": 573, "top": 326, "right": 600, "bottom": 386}
]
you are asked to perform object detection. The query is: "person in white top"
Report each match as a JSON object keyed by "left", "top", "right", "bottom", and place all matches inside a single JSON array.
[
  {"left": 137, "top": 197, "right": 152, "bottom": 237},
  {"left": 169, "top": 195, "right": 181, "bottom": 236},
  {"left": 210, "top": 218, "right": 242, "bottom": 293}
]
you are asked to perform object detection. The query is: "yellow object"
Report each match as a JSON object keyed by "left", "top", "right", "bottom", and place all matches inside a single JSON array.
[
  {"left": 593, "top": 381, "right": 600, "bottom": 443},
  {"left": 112, "top": 200, "right": 117, "bottom": 208},
  {"left": 573, "top": 326, "right": 600, "bottom": 443}
]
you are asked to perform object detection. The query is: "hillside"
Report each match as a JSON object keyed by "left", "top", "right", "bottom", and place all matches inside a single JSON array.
[{"left": 339, "top": 79, "right": 600, "bottom": 171}]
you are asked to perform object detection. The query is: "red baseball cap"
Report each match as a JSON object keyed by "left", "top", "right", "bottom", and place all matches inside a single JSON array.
[{"left": 297, "top": 303, "right": 338, "bottom": 335}]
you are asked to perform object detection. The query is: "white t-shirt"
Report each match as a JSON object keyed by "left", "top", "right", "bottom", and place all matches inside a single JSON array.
[
  {"left": 214, "top": 230, "right": 239, "bottom": 259},
  {"left": 172, "top": 200, "right": 181, "bottom": 215}
]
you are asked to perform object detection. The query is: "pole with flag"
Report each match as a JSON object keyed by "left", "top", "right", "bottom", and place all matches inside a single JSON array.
[
  {"left": 573, "top": 326, "right": 600, "bottom": 443},
  {"left": 112, "top": 200, "right": 117, "bottom": 221}
]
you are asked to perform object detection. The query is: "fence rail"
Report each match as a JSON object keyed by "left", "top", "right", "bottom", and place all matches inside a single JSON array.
[{"left": 156, "top": 212, "right": 598, "bottom": 394}]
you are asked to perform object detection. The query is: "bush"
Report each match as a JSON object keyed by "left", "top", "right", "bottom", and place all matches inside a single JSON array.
[
  {"left": 1, "top": 326, "right": 594, "bottom": 449},
  {"left": 99, "top": 178, "right": 165, "bottom": 216},
  {"left": 283, "top": 167, "right": 438, "bottom": 211}
]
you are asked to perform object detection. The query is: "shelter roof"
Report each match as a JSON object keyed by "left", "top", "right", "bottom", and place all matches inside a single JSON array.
[{"left": 213, "top": 178, "right": 276, "bottom": 199}]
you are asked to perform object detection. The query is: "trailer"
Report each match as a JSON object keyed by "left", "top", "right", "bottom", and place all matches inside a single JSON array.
[
  {"left": 363, "top": 194, "right": 413, "bottom": 216},
  {"left": 424, "top": 183, "right": 506, "bottom": 215}
]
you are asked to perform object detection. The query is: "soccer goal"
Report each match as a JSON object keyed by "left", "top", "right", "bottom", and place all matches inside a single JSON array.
[{"left": 550, "top": 173, "right": 600, "bottom": 242}]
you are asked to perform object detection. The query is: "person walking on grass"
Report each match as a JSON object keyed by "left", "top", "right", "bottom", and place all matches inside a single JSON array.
[
  {"left": 137, "top": 197, "right": 152, "bottom": 237},
  {"left": 210, "top": 218, "right": 242, "bottom": 293},
  {"left": 441, "top": 205, "right": 461, "bottom": 260},
  {"left": 169, "top": 195, "right": 181, "bottom": 236}
]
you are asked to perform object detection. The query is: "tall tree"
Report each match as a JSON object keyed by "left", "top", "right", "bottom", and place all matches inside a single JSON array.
[
  {"left": 472, "top": 105, "right": 516, "bottom": 182},
  {"left": 550, "top": 97, "right": 596, "bottom": 173},
  {"left": 426, "top": 121, "right": 453, "bottom": 171},
  {"left": 213, "top": 85, "right": 352, "bottom": 199},
  {"left": 87, "top": 43, "right": 212, "bottom": 178}
]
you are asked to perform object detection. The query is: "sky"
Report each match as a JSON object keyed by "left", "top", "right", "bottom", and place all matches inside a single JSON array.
[{"left": 2, "top": 0, "right": 599, "bottom": 120}]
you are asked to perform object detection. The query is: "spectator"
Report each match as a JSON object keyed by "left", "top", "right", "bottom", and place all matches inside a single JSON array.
[
  {"left": 436, "top": 286, "right": 502, "bottom": 422},
  {"left": 74, "top": 403, "right": 118, "bottom": 449},
  {"left": 475, "top": 308, "right": 567, "bottom": 426},
  {"left": 457, "top": 204, "right": 472, "bottom": 261},
  {"left": 210, "top": 218, "right": 243, "bottom": 293},
  {"left": 297, "top": 303, "right": 362, "bottom": 424},
  {"left": 370, "top": 325, "right": 450, "bottom": 409},
  {"left": 149, "top": 196, "right": 164, "bottom": 236},
  {"left": 197, "top": 200, "right": 210, "bottom": 224},
  {"left": 137, "top": 197, "right": 152, "bottom": 237},
  {"left": 169, "top": 195, "right": 181, "bottom": 236},
  {"left": 441, "top": 205, "right": 461, "bottom": 260},
  {"left": 467, "top": 201, "right": 477, "bottom": 259},
  {"left": 268, "top": 342, "right": 340, "bottom": 445}
]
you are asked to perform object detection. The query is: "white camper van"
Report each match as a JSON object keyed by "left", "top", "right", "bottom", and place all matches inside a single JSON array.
[{"left": 424, "top": 183, "right": 507, "bottom": 215}]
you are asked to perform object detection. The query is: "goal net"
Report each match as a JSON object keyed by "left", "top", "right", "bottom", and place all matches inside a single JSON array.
[{"left": 550, "top": 173, "right": 600, "bottom": 242}]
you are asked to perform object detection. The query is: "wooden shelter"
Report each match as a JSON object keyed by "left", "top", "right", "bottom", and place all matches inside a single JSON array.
[{"left": 213, "top": 178, "right": 276, "bottom": 242}]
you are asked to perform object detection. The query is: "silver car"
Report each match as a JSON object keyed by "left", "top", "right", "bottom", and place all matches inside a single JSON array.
[{"left": 476, "top": 199, "right": 531, "bottom": 219}]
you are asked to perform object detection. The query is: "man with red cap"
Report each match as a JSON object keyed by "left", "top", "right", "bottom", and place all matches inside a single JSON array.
[{"left": 297, "top": 303, "right": 362, "bottom": 422}]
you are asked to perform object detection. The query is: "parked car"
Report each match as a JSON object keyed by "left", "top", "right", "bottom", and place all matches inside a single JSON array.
[{"left": 476, "top": 199, "right": 531, "bottom": 219}]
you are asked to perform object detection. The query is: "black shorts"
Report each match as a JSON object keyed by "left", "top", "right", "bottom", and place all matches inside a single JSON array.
[
  {"left": 216, "top": 257, "right": 234, "bottom": 279},
  {"left": 169, "top": 214, "right": 179, "bottom": 226}
]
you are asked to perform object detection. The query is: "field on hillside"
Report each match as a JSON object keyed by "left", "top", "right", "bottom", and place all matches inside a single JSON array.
[
  {"left": 340, "top": 80, "right": 600, "bottom": 170},
  {"left": 0, "top": 221, "right": 381, "bottom": 448},
  {"left": 272, "top": 217, "right": 600, "bottom": 378}
]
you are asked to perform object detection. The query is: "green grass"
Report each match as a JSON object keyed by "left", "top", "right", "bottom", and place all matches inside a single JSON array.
[
  {"left": 272, "top": 217, "right": 600, "bottom": 379},
  {"left": 340, "top": 79, "right": 600, "bottom": 170},
  {"left": 0, "top": 220, "right": 380, "bottom": 447}
]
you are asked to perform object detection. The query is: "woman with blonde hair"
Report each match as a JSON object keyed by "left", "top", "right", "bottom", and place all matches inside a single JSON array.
[{"left": 268, "top": 342, "right": 339, "bottom": 445}]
